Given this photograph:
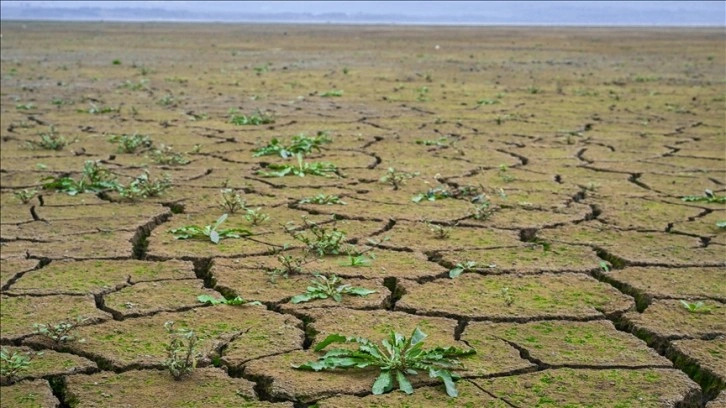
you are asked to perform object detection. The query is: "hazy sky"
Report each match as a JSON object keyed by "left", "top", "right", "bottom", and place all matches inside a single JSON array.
[{"left": 2, "top": 1, "right": 725, "bottom": 25}]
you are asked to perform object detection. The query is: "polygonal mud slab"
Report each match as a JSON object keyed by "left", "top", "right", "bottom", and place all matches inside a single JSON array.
[
  {"left": 316, "top": 380, "right": 509, "bottom": 407},
  {"left": 48, "top": 305, "right": 303, "bottom": 370},
  {"left": 1, "top": 217, "right": 152, "bottom": 241},
  {"left": 215, "top": 249, "right": 447, "bottom": 280},
  {"left": 0, "top": 257, "right": 39, "bottom": 289},
  {"left": 639, "top": 172, "right": 723, "bottom": 197},
  {"left": 24, "top": 230, "right": 137, "bottom": 260},
  {"left": 102, "top": 280, "right": 216, "bottom": 318},
  {"left": 245, "top": 349, "right": 489, "bottom": 404},
  {"left": 671, "top": 210, "right": 726, "bottom": 238},
  {"left": 0, "top": 295, "right": 110, "bottom": 341},
  {"left": 708, "top": 391, "right": 726, "bottom": 408},
  {"left": 381, "top": 221, "right": 521, "bottom": 252},
  {"left": 596, "top": 196, "right": 706, "bottom": 231},
  {"left": 7, "top": 259, "right": 195, "bottom": 295},
  {"left": 302, "top": 308, "right": 532, "bottom": 378},
  {"left": 64, "top": 367, "right": 292, "bottom": 408},
  {"left": 157, "top": 186, "right": 282, "bottom": 214},
  {"left": 459, "top": 204, "right": 594, "bottom": 229},
  {"left": 437, "top": 244, "right": 602, "bottom": 275},
  {"left": 475, "top": 368, "right": 701, "bottom": 408},
  {"left": 668, "top": 337, "right": 725, "bottom": 398},
  {"left": 0, "top": 346, "right": 96, "bottom": 384},
  {"left": 396, "top": 273, "right": 634, "bottom": 321},
  {"left": 296, "top": 196, "right": 475, "bottom": 223},
  {"left": 623, "top": 300, "right": 726, "bottom": 349},
  {"left": 250, "top": 173, "right": 353, "bottom": 189},
  {"left": 0, "top": 203, "right": 34, "bottom": 224},
  {"left": 32, "top": 201, "right": 169, "bottom": 221},
  {"left": 604, "top": 266, "right": 726, "bottom": 305},
  {"left": 465, "top": 320, "right": 670, "bottom": 368},
  {"left": 0, "top": 379, "right": 59, "bottom": 408},
  {"left": 539, "top": 222, "right": 725, "bottom": 266}
]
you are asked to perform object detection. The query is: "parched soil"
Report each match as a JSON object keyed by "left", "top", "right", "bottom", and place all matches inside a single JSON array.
[{"left": 0, "top": 22, "right": 724, "bottom": 407}]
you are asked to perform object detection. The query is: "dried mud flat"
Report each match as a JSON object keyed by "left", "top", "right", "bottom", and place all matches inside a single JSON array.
[{"left": 0, "top": 22, "right": 724, "bottom": 407}]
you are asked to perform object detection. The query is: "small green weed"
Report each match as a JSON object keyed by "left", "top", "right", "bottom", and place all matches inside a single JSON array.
[
  {"left": 25, "top": 126, "right": 73, "bottom": 151},
  {"left": 32, "top": 316, "right": 87, "bottom": 345},
  {"left": 300, "top": 194, "right": 346, "bottom": 205},
  {"left": 426, "top": 221, "right": 452, "bottom": 239},
  {"left": 497, "top": 164, "right": 515, "bottom": 183},
  {"left": 244, "top": 207, "right": 270, "bottom": 226},
  {"left": 680, "top": 300, "right": 712, "bottom": 314},
  {"left": 682, "top": 190, "right": 725, "bottom": 204},
  {"left": 340, "top": 253, "right": 374, "bottom": 267},
  {"left": 163, "top": 321, "right": 200, "bottom": 380},
  {"left": 41, "top": 160, "right": 119, "bottom": 195},
  {"left": 258, "top": 154, "right": 337, "bottom": 178},
  {"left": 290, "top": 273, "right": 376, "bottom": 304},
  {"left": 229, "top": 109, "right": 275, "bottom": 126},
  {"left": 287, "top": 217, "right": 347, "bottom": 256},
  {"left": 170, "top": 214, "right": 251, "bottom": 244},
  {"left": 197, "top": 294, "right": 261, "bottom": 306},
  {"left": 253, "top": 132, "right": 332, "bottom": 159},
  {"left": 1, "top": 347, "right": 41, "bottom": 380},
  {"left": 219, "top": 188, "right": 246, "bottom": 214},
  {"left": 415, "top": 137, "right": 448, "bottom": 146},
  {"left": 321, "top": 89, "right": 344, "bottom": 97},
  {"left": 268, "top": 254, "right": 306, "bottom": 282},
  {"left": 117, "top": 171, "right": 171, "bottom": 200},
  {"left": 109, "top": 132, "right": 152, "bottom": 153},
  {"left": 448, "top": 261, "right": 478, "bottom": 278},
  {"left": 412, "top": 186, "right": 451, "bottom": 203},
  {"left": 78, "top": 103, "right": 118, "bottom": 115},
  {"left": 149, "top": 145, "right": 190, "bottom": 165},
  {"left": 379, "top": 168, "right": 418, "bottom": 190},
  {"left": 13, "top": 188, "right": 38, "bottom": 204},
  {"left": 294, "top": 327, "right": 475, "bottom": 397}
]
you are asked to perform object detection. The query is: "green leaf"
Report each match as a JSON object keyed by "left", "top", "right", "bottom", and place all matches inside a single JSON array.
[
  {"left": 430, "top": 369, "right": 458, "bottom": 397},
  {"left": 290, "top": 293, "right": 318, "bottom": 304},
  {"left": 209, "top": 230, "right": 220, "bottom": 244},
  {"left": 197, "top": 294, "right": 223, "bottom": 305},
  {"left": 314, "top": 333, "right": 348, "bottom": 351},
  {"left": 396, "top": 370, "right": 414, "bottom": 394},
  {"left": 449, "top": 267, "right": 464, "bottom": 278},
  {"left": 410, "top": 327, "right": 427, "bottom": 347},
  {"left": 345, "top": 287, "right": 377, "bottom": 297},
  {"left": 372, "top": 370, "right": 393, "bottom": 395}
]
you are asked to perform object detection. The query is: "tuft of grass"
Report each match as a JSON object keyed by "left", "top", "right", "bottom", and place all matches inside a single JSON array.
[
  {"left": 229, "top": 109, "right": 275, "bottom": 126},
  {"left": 290, "top": 273, "right": 376, "bottom": 304}
]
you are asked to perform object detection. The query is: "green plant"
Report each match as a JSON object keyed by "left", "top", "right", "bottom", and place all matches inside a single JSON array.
[
  {"left": 497, "top": 164, "right": 515, "bottom": 183},
  {"left": 415, "top": 137, "right": 449, "bottom": 147},
  {"left": 244, "top": 207, "right": 270, "bottom": 226},
  {"left": 682, "top": 190, "right": 725, "bottom": 204},
  {"left": 257, "top": 154, "right": 337, "bottom": 178},
  {"left": 448, "top": 261, "right": 477, "bottom": 278},
  {"left": 527, "top": 86, "right": 541, "bottom": 94},
  {"left": 197, "top": 294, "right": 261, "bottom": 306},
  {"left": 290, "top": 273, "right": 376, "bottom": 304},
  {"left": 680, "top": 300, "right": 712, "bottom": 314},
  {"left": 1, "top": 347, "right": 40, "bottom": 380},
  {"left": 717, "top": 221, "right": 726, "bottom": 229},
  {"left": 118, "top": 79, "right": 149, "bottom": 91},
  {"left": 599, "top": 261, "right": 610, "bottom": 273},
  {"left": 15, "top": 103, "right": 35, "bottom": 110},
  {"left": 340, "top": 253, "right": 374, "bottom": 267},
  {"left": 219, "top": 188, "right": 245, "bottom": 214},
  {"left": 112, "top": 59, "right": 121, "bottom": 65},
  {"left": 300, "top": 194, "right": 346, "bottom": 205},
  {"left": 476, "top": 98, "right": 499, "bottom": 106},
  {"left": 294, "top": 327, "right": 475, "bottom": 397},
  {"left": 41, "top": 160, "right": 119, "bottom": 195},
  {"left": 253, "top": 132, "right": 332, "bottom": 158},
  {"left": 149, "top": 145, "right": 190, "bottom": 165},
  {"left": 229, "top": 109, "right": 275, "bottom": 126},
  {"left": 13, "top": 188, "right": 38, "bottom": 204},
  {"left": 117, "top": 171, "right": 171, "bottom": 200},
  {"left": 32, "top": 316, "right": 87, "bottom": 345},
  {"left": 412, "top": 186, "right": 451, "bottom": 203},
  {"left": 170, "top": 214, "right": 251, "bottom": 244},
  {"left": 288, "top": 217, "right": 347, "bottom": 256},
  {"left": 163, "top": 321, "right": 200, "bottom": 380},
  {"left": 379, "top": 168, "right": 418, "bottom": 190},
  {"left": 500, "top": 287, "right": 515, "bottom": 306},
  {"left": 321, "top": 89, "right": 344, "bottom": 97},
  {"left": 471, "top": 200, "right": 496, "bottom": 221},
  {"left": 426, "top": 221, "right": 452, "bottom": 239},
  {"left": 158, "top": 94, "right": 175, "bottom": 106},
  {"left": 24, "top": 126, "right": 73, "bottom": 151},
  {"left": 268, "top": 254, "right": 306, "bottom": 282},
  {"left": 415, "top": 86, "right": 429, "bottom": 101},
  {"left": 78, "top": 103, "right": 118, "bottom": 115},
  {"left": 109, "top": 132, "right": 152, "bottom": 153}
]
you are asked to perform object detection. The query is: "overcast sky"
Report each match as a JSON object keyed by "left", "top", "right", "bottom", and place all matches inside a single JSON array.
[{"left": 2, "top": 1, "right": 725, "bottom": 25}]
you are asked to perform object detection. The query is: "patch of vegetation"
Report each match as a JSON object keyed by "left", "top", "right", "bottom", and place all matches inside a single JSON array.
[
  {"left": 287, "top": 217, "right": 347, "bottom": 256},
  {"left": 32, "top": 316, "right": 87, "bottom": 345},
  {"left": 170, "top": 214, "right": 251, "bottom": 244},
  {"left": 229, "top": 109, "right": 275, "bottom": 126},
  {"left": 24, "top": 126, "right": 74, "bottom": 151},
  {"left": 476, "top": 98, "right": 500, "bottom": 105},
  {"left": 415, "top": 137, "right": 448, "bottom": 146},
  {"left": 682, "top": 190, "right": 725, "bottom": 204},
  {"left": 218, "top": 188, "right": 245, "bottom": 214},
  {"left": 15, "top": 102, "right": 35, "bottom": 110},
  {"left": 680, "top": 300, "right": 712, "bottom": 314},
  {"left": 117, "top": 171, "right": 171, "bottom": 200},
  {"left": 320, "top": 89, "right": 344, "bottom": 97},
  {"left": 500, "top": 287, "right": 515, "bottom": 306},
  {"left": 268, "top": 253, "right": 306, "bottom": 283},
  {"left": 300, "top": 194, "right": 346, "bottom": 205},
  {"left": 1, "top": 347, "right": 41, "bottom": 380},
  {"left": 426, "top": 221, "right": 452, "bottom": 239},
  {"left": 41, "top": 160, "right": 119, "bottom": 196},
  {"left": 257, "top": 154, "right": 337, "bottom": 178},
  {"left": 13, "top": 188, "right": 38, "bottom": 204},
  {"left": 448, "top": 261, "right": 478, "bottom": 278},
  {"left": 109, "top": 132, "right": 153, "bottom": 153},
  {"left": 717, "top": 220, "right": 726, "bottom": 229},
  {"left": 497, "top": 164, "right": 515, "bottom": 183},
  {"left": 290, "top": 273, "right": 376, "bottom": 304},
  {"left": 197, "top": 294, "right": 261, "bottom": 306},
  {"left": 149, "top": 145, "right": 190, "bottom": 166},
  {"left": 412, "top": 186, "right": 452, "bottom": 203},
  {"left": 252, "top": 132, "right": 332, "bottom": 159},
  {"left": 162, "top": 321, "right": 200, "bottom": 380},
  {"left": 118, "top": 79, "right": 149, "bottom": 91},
  {"left": 340, "top": 252, "right": 375, "bottom": 267},
  {"left": 244, "top": 207, "right": 270, "bottom": 226},
  {"left": 379, "top": 168, "right": 419, "bottom": 190},
  {"left": 78, "top": 103, "right": 118, "bottom": 115},
  {"left": 294, "top": 327, "right": 475, "bottom": 397}
]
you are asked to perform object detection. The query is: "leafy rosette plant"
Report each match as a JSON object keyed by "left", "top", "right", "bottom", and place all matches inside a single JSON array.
[{"left": 294, "top": 327, "right": 475, "bottom": 397}]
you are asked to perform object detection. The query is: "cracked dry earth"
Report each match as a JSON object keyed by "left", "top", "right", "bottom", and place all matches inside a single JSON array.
[{"left": 0, "top": 22, "right": 724, "bottom": 408}]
